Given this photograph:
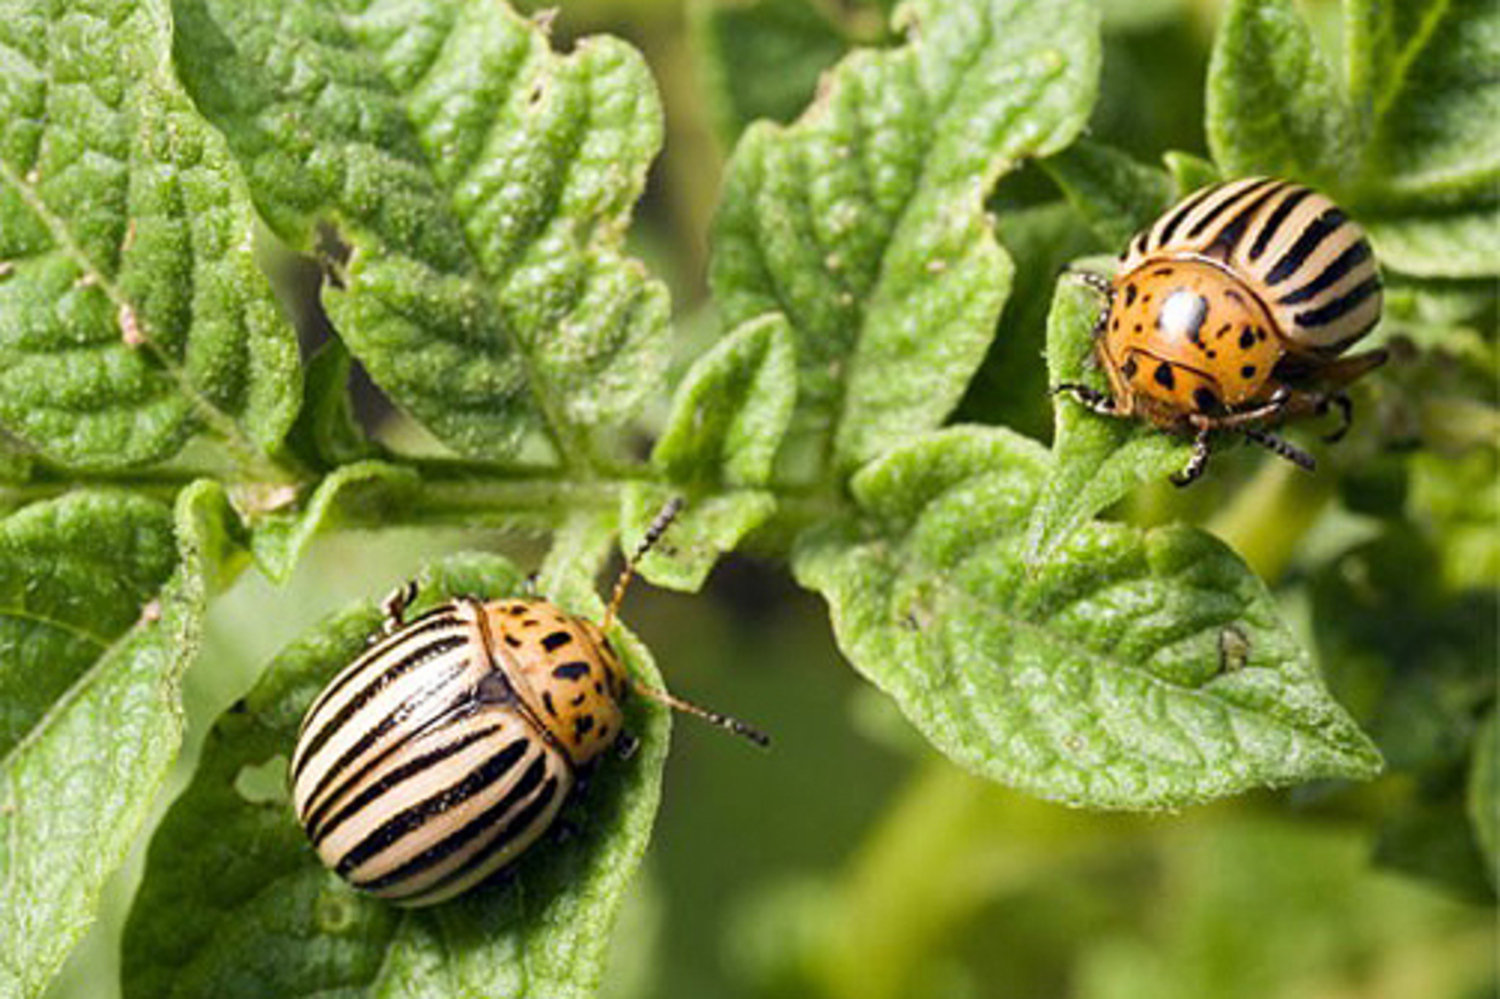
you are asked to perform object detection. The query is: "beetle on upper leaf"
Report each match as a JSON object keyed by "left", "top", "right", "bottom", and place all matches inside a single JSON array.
[{"left": 1056, "top": 176, "right": 1387, "bottom": 485}]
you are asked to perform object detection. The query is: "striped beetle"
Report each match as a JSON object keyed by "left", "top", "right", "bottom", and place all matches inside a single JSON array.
[
  {"left": 290, "top": 500, "right": 766, "bottom": 906},
  {"left": 1056, "top": 177, "right": 1386, "bottom": 485}
]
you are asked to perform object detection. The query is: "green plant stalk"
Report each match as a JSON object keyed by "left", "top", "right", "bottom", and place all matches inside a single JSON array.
[
  {"left": 1205, "top": 457, "right": 1338, "bottom": 582},
  {"left": 816, "top": 759, "right": 1145, "bottom": 999}
]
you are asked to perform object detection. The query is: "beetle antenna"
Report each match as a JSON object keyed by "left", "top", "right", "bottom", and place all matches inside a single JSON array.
[
  {"left": 603, "top": 497, "right": 684, "bottom": 632},
  {"left": 631, "top": 680, "right": 771, "bottom": 748}
]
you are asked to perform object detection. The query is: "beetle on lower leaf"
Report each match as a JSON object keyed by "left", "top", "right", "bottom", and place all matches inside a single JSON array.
[
  {"left": 1055, "top": 176, "right": 1388, "bottom": 485},
  {"left": 289, "top": 498, "right": 767, "bottom": 906}
]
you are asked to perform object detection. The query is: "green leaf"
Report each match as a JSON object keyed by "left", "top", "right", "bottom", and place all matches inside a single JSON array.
[
  {"left": 689, "top": 0, "right": 852, "bottom": 144},
  {"left": 1207, "top": 0, "right": 1499, "bottom": 279},
  {"left": 282, "top": 340, "right": 382, "bottom": 472},
  {"left": 0, "top": 481, "right": 234, "bottom": 998},
  {"left": 1207, "top": 0, "right": 1356, "bottom": 190},
  {"left": 1161, "top": 150, "right": 1221, "bottom": 196},
  {"left": 711, "top": 0, "right": 1100, "bottom": 475},
  {"left": 0, "top": 0, "right": 300, "bottom": 470},
  {"left": 123, "top": 553, "right": 671, "bottom": 998},
  {"left": 1362, "top": 207, "right": 1500, "bottom": 279},
  {"left": 625, "top": 313, "right": 794, "bottom": 591},
  {"left": 653, "top": 314, "right": 796, "bottom": 490},
  {"left": 1040, "top": 141, "right": 1174, "bottom": 249},
  {"left": 248, "top": 461, "right": 423, "bottom": 584},
  {"left": 171, "top": 0, "right": 670, "bottom": 464},
  {"left": 1348, "top": 0, "right": 1500, "bottom": 209},
  {"left": 794, "top": 426, "right": 1382, "bottom": 809},
  {"left": 955, "top": 202, "right": 1103, "bottom": 442},
  {"left": 1469, "top": 708, "right": 1500, "bottom": 891},
  {"left": 622, "top": 484, "right": 776, "bottom": 593},
  {"left": 1025, "top": 271, "right": 1182, "bottom": 564}
]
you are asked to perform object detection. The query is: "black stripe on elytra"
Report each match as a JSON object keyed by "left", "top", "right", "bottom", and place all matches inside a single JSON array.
[
  {"left": 297, "top": 657, "right": 471, "bottom": 816},
  {"left": 1203, "top": 179, "right": 1283, "bottom": 256},
  {"left": 338, "top": 738, "right": 534, "bottom": 879},
  {"left": 352, "top": 752, "right": 552, "bottom": 892},
  {"left": 1248, "top": 186, "right": 1312, "bottom": 261},
  {"left": 301, "top": 690, "right": 478, "bottom": 834},
  {"left": 300, "top": 681, "right": 475, "bottom": 821},
  {"left": 399, "top": 774, "right": 563, "bottom": 903},
  {"left": 1152, "top": 182, "right": 1226, "bottom": 250},
  {"left": 1187, "top": 179, "right": 1275, "bottom": 241},
  {"left": 298, "top": 614, "right": 464, "bottom": 745},
  {"left": 309, "top": 722, "right": 505, "bottom": 845},
  {"left": 1277, "top": 240, "right": 1371, "bottom": 305},
  {"left": 1293, "top": 276, "right": 1381, "bottom": 329},
  {"left": 294, "top": 633, "right": 470, "bottom": 782},
  {"left": 1266, "top": 207, "right": 1348, "bottom": 285}
]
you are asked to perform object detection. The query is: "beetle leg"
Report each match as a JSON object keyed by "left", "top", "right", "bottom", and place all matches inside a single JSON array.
[
  {"left": 615, "top": 731, "right": 640, "bottom": 761},
  {"left": 1244, "top": 428, "right": 1316, "bottom": 471},
  {"left": 1064, "top": 267, "right": 1114, "bottom": 298},
  {"left": 380, "top": 579, "right": 419, "bottom": 633},
  {"left": 1318, "top": 393, "right": 1353, "bottom": 442},
  {"left": 1053, "top": 382, "right": 1119, "bottom": 416},
  {"left": 1171, "top": 427, "right": 1213, "bottom": 487},
  {"left": 520, "top": 571, "right": 540, "bottom": 599}
]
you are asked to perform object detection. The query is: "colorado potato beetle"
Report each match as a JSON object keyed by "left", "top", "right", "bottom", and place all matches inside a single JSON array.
[
  {"left": 1056, "top": 176, "right": 1387, "bottom": 484},
  {"left": 290, "top": 500, "right": 766, "bottom": 906}
]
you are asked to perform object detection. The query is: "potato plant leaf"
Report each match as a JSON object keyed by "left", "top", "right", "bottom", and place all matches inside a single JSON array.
[
  {"left": 1025, "top": 272, "right": 1182, "bottom": 564},
  {"left": 627, "top": 314, "right": 795, "bottom": 590},
  {"left": 1040, "top": 141, "right": 1174, "bottom": 249},
  {"left": 794, "top": 426, "right": 1382, "bottom": 809},
  {"left": 0, "top": 481, "right": 234, "bottom": 998},
  {"left": 1208, "top": 0, "right": 1499, "bottom": 279},
  {"left": 170, "top": 0, "right": 670, "bottom": 463},
  {"left": 0, "top": 0, "right": 300, "bottom": 469},
  {"left": 711, "top": 0, "right": 1100, "bottom": 476},
  {"left": 689, "top": 0, "right": 853, "bottom": 143},
  {"left": 122, "top": 553, "right": 670, "bottom": 998},
  {"left": 248, "top": 461, "right": 423, "bottom": 584}
]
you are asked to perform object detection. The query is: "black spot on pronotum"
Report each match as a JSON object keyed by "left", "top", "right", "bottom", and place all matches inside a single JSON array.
[
  {"left": 1120, "top": 356, "right": 1139, "bottom": 378},
  {"left": 1154, "top": 363, "right": 1176, "bottom": 389},
  {"left": 1241, "top": 365, "right": 1257, "bottom": 379},
  {"left": 1193, "top": 387, "right": 1221, "bottom": 413},
  {"left": 541, "top": 631, "right": 572, "bottom": 652},
  {"left": 1239, "top": 329, "right": 1256, "bottom": 350},
  {"left": 552, "top": 662, "right": 590, "bottom": 682}
]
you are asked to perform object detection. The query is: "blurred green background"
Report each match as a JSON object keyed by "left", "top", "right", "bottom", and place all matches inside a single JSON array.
[{"left": 46, "top": 1, "right": 1496, "bottom": 996}]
